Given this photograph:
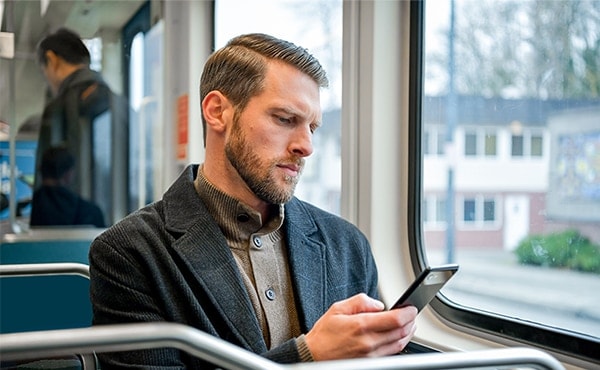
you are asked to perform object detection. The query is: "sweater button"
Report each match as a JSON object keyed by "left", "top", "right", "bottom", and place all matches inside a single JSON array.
[
  {"left": 265, "top": 288, "right": 275, "bottom": 301},
  {"left": 252, "top": 236, "right": 262, "bottom": 248},
  {"left": 237, "top": 213, "right": 250, "bottom": 222}
]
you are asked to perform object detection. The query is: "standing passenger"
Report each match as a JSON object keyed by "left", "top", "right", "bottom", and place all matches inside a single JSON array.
[
  {"left": 35, "top": 28, "right": 126, "bottom": 225},
  {"left": 89, "top": 33, "right": 417, "bottom": 368}
]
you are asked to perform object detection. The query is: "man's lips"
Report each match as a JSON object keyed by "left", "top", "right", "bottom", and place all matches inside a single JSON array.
[{"left": 278, "top": 163, "right": 301, "bottom": 177}]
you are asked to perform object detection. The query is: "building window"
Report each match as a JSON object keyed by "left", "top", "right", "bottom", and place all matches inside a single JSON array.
[
  {"left": 483, "top": 199, "right": 495, "bottom": 221},
  {"left": 436, "top": 198, "right": 447, "bottom": 222},
  {"left": 462, "top": 197, "right": 497, "bottom": 224},
  {"left": 436, "top": 131, "right": 445, "bottom": 155},
  {"left": 424, "top": 127, "right": 445, "bottom": 156},
  {"left": 531, "top": 134, "right": 543, "bottom": 157},
  {"left": 464, "top": 131, "right": 477, "bottom": 156},
  {"left": 511, "top": 135, "right": 524, "bottom": 157},
  {"left": 463, "top": 199, "right": 476, "bottom": 222},
  {"left": 484, "top": 132, "right": 497, "bottom": 156}
]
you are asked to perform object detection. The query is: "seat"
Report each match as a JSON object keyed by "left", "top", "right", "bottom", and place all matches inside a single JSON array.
[
  {"left": 0, "top": 228, "right": 100, "bottom": 265},
  {"left": 0, "top": 263, "right": 96, "bottom": 370},
  {"left": 0, "top": 263, "right": 92, "bottom": 334}
]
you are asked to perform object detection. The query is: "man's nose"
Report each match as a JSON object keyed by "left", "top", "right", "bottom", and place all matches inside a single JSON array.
[{"left": 289, "top": 126, "right": 314, "bottom": 157}]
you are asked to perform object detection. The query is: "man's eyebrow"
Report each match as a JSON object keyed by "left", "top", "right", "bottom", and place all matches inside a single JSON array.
[
  {"left": 270, "top": 106, "right": 300, "bottom": 116},
  {"left": 269, "top": 105, "right": 322, "bottom": 127}
]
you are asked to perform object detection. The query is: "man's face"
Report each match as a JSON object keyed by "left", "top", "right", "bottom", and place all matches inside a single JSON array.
[
  {"left": 224, "top": 61, "right": 322, "bottom": 204},
  {"left": 40, "top": 51, "right": 62, "bottom": 95}
]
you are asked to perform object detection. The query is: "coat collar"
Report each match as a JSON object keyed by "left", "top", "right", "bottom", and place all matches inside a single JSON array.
[{"left": 161, "top": 165, "right": 327, "bottom": 348}]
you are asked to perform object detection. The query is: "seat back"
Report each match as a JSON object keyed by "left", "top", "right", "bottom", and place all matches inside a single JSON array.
[
  {"left": 0, "top": 229, "right": 98, "bottom": 265},
  {"left": 0, "top": 263, "right": 92, "bottom": 334},
  {"left": 0, "top": 263, "right": 96, "bottom": 369}
]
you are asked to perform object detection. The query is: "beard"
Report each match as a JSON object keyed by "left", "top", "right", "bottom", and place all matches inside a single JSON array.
[{"left": 225, "top": 120, "right": 304, "bottom": 205}]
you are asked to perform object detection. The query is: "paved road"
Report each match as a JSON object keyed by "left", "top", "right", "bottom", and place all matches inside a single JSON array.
[{"left": 427, "top": 249, "right": 600, "bottom": 337}]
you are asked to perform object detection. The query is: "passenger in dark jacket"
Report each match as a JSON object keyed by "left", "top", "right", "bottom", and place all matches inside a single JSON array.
[
  {"left": 30, "top": 146, "right": 105, "bottom": 228},
  {"left": 35, "top": 28, "right": 127, "bottom": 225}
]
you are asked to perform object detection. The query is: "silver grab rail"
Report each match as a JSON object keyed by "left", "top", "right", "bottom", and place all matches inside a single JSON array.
[
  {"left": 0, "top": 322, "right": 281, "bottom": 370},
  {"left": 291, "top": 347, "right": 566, "bottom": 370},
  {"left": 0, "top": 322, "right": 566, "bottom": 370},
  {"left": 0, "top": 263, "right": 90, "bottom": 278}
]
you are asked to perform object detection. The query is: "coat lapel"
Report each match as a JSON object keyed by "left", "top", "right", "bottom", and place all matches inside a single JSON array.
[
  {"left": 284, "top": 199, "right": 327, "bottom": 331},
  {"left": 162, "top": 165, "right": 267, "bottom": 353}
]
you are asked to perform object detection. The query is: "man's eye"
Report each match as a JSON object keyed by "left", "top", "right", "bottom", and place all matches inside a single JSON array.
[{"left": 277, "top": 116, "right": 292, "bottom": 124}]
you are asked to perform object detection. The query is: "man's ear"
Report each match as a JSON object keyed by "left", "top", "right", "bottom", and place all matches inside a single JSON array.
[
  {"left": 202, "top": 90, "right": 233, "bottom": 134},
  {"left": 44, "top": 50, "right": 59, "bottom": 69}
]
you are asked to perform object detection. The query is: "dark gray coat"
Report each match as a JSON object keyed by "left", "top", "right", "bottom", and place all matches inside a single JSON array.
[{"left": 89, "top": 164, "right": 379, "bottom": 368}]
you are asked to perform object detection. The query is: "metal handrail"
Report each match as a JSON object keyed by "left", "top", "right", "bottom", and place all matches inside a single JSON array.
[
  {"left": 290, "top": 347, "right": 566, "bottom": 369},
  {"left": 0, "top": 263, "right": 90, "bottom": 278},
  {"left": 0, "top": 322, "right": 566, "bottom": 370},
  {"left": 0, "top": 322, "right": 280, "bottom": 370}
]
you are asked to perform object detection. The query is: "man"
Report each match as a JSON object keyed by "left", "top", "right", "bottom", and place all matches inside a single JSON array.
[
  {"left": 35, "top": 28, "right": 127, "bottom": 225},
  {"left": 89, "top": 33, "right": 417, "bottom": 368},
  {"left": 30, "top": 146, "right": 105, "bottom": 227}
]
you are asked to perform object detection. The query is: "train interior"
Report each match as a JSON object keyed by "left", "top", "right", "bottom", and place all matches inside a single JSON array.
[{"left": 1, "top": 0, "right": 599, "bottom": 369}]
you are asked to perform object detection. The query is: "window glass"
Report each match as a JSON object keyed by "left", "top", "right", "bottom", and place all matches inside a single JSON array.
[
  {"left": 464, "top": 131, "right": 477, "bottom": 156},
  {"left": 215, "top": 0, "right": 342, "bottom": 215},
  {"left": 423, "top": 0, "right": 600, "bottom": 341},
  {"left": 531, "top": 134, "right": 543, "bottom": 156},
  {"left": 436, "top": 131, "right": 445, "bottom": 155},
  {"left": 484, "top": 132, "right": 496, "bottom": 156},
  {"left": 483, "top": 199, "right": 495, "bottom": 222},
  {"left": 436, "top": 198, "right": 447, "bottom": 223},
  {"left": 511, "top": 135, "right": 524, "bottom": 156},
  {"left": 463, "top": 199, "right": 475, "bottom": 222}
]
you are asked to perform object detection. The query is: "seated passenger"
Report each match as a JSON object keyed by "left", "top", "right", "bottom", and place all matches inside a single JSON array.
[
  {"left": 89, "top": 33, "right": 417, "bottom": 368},
  {"left": 30, "top": 146, "right": 105, "bottom": 227}
]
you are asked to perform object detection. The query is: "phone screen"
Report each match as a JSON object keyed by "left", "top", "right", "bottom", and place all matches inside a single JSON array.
[{"left": 390, "top": 264, "right": 459, "bottom": 312}]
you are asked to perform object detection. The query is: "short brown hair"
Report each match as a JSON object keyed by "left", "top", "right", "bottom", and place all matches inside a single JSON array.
[{"left": 199, "top": 33, "right": 328, "bottom": 144}]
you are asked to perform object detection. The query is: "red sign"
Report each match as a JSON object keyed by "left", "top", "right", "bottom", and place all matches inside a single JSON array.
[{"left": 176, "top": 94, "right": 189, "bottom": 160}]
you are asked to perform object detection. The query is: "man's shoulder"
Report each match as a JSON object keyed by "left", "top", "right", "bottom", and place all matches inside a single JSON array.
[
  {"left": 287, "top": 198, "right": 347, "bottom": 222},
  {"left": 286, "top": 198, "right": 364, "bottom": 236}
]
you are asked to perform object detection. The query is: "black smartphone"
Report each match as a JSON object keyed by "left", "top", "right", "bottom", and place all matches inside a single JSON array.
[{"left": 390, "top": 264, "right": 459, "bottom": 312}]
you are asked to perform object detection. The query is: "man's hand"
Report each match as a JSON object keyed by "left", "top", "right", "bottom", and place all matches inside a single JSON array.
[{"left": 304, "top": 293, "right": 417, "bottom": 361}]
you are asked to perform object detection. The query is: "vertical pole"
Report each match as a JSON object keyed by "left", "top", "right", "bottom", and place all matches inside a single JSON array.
[{"left": 445, "top": 0, "right": 457, "bottom": 263}]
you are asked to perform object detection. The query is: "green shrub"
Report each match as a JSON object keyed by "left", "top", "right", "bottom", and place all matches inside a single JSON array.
[{"left": 514, "top": 229, "right": 600, "bottom": 274}]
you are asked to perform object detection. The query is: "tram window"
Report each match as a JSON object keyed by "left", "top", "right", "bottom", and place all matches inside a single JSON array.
[
  {"left": 215, "top": 0, "right": 343, "bottom": 215},
  {"left": 420, "top": 0, "right": 600, "bottom": 361}
]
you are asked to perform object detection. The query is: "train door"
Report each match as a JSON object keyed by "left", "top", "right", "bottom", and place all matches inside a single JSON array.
[{"left": 122, "top": 2, "right": 164, "bottom": 212}]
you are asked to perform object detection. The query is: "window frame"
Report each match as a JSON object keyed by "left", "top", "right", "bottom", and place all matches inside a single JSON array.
[{"left": 407, "top": 1, "right": 600, "bottom": 364}]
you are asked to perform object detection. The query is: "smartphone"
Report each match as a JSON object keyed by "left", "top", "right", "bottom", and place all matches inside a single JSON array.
[{"left": 390, "top": 264, "right": 459, "bottom": 312}]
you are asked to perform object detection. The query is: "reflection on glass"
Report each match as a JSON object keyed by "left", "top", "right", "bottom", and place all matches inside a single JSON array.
[
  {"left": 423, "top": 0, "right": 600, "bottom": 337},
  {"left": 1, "top": 1, "right": 144, "bottom": 230}
]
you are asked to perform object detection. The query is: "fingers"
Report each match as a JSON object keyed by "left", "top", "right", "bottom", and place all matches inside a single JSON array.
[
  {"left": 305, "top": 296, "right": 418, "bottom": 361},
  {"left": 359, "top": 305, "right": 418, "bottom": 333},
  {"left": 368, "top": 319, "right": 418, "bottom": 357},
  {"left": 329, "top": 293, "right": 386, "bottom": 314}
]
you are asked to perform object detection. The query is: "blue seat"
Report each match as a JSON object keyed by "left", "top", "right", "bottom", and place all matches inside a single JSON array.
[
  {"left": 0, "top": 263, "right": 95, "bottom": 369},
  {"left": 0, "top": 230, "right": 97, "bottom": 334},
  {"left": 0, "top": 263, "right": 92, "bottom": 334},
  {"left": 0, "top": 228, "right": 100, "bottom": 265}
]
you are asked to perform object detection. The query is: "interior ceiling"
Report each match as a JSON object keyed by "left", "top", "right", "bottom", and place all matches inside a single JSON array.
[{"left": 4, "top": 0, "right": 145, "bottom": 60}]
